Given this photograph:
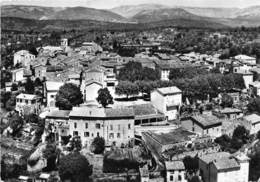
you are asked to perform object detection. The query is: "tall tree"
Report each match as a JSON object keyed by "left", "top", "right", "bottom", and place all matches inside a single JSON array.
[
  {"left": 55, "top": 83, "right": 83, "bottom": 110},
  {"left": 115, "top": 81, "right": 139, "bottom": 98},
  {"left": 58, "top": 152, "right": 92, "bottom": 182},
  {"left": 24, "top": 77, "right": 35, "bottom": 94},
  {"left": 90, "top": 137, "right": 105, "bottom": 154},
  {"left": 96, "top": 88, "right": 113, "bottom": 108}
]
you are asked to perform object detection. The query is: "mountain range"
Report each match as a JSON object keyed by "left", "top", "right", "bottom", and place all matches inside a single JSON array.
[{"left": 1, "top": 4, "right": 260, "bottom": 31}]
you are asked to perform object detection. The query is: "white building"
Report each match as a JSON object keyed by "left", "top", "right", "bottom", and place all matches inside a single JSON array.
[
  {"left": 165, "top": 161, "right": 187, "bottom": 182},
  {"left": 243, "top": 114, "right": 260, "bottom": 135},
  {"left": 11, "top": 68, "right": 25, "bottom": 82},
  {"left": 151, "top": 86, "right": 182, "bottom": 120},
  {"left": 69, "top": 107, "right": 135, "bottom": 147},
  {"left": 16, "top": 93, "right": 41, "bottom": 115},
  {"left": 234, "top": 54, "right": 256, "bottom": 65},
  {"left": 44, "top": 81, "right": 64, "bottom": 108},
  {"left": 13, "top": 50, "right": 35, "bottom": 68},
  {"left": 199, "top": 152, "right": 249, "bottom": 182}
]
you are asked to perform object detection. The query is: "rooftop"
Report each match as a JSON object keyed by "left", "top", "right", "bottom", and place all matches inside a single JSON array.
[
  {"left": 200, "top": 152, "right": 230, "bottom": 164},
  {"left": 234, "top": 54, "right": 256, "bottom": 60},
  {"left": 130, "top": 103, "right": 163, "bottom": 117},
  {"left": 213, "top": 158, "right": 240, "bottom": 172},
  {"left": 244, "top": 114, "right": 260, "bottom": 124},
  {"left": 46, "top": 110, "right": 70, "bottom": 119},
  {"left": 142, "top": 127, "right": 195, "bottom": 145},
  {"left": 215, "top": 108, "right": 242, "bottom": 114},
  {"left": 249, "top": 81, "right": 260, "bottom": 88},
  {"left": 45, "top": 81, "right": 64, "bottom": 91},
  {"left": 186, "top": 114, "right": 223, "bottom": 129},
  {"left": 165, "top": 160, "right": 185, "bottom": 171},
  {"left": 156, "top": 86, "right": 182, "bottom": 96},
  {"left": 16, "top": 93, "right": 39, "bottom": 100}
]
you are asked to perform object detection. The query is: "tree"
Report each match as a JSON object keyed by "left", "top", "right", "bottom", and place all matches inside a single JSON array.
[
  {"left": 248, "top": 98, "right": 260, "bottom": 113},
  {"left": 5, "top": 95, "right": 16, "bottom": 111},
  {"left": 55, "top": 83, "right": 83, "bottom": 110},
  {"left": 183, "top": 156, "right": 199, "bottom": 173},
  {"left": 11, "top": 83, "right": 18, "bottom": 91},
  {"left": 90, "top": 137, "right": 105, "bottom": 154},
  {"left": 68, "top": 136, "right": 82, "bottom": 152},
  {"left": 9, "top": 113, "right": 23, "bottom": 137},
  {"left": 232, "top": 125, "right": 249, "bottom": 150},
  {"left": 58, "top": 152, "right": 92, "bottom": 182},
  {"left": 96, "top": 88, "right": 113, "bottom": 108},
  {"left": 115, "top": 81, "right": 139, "bottom": 98},
  {"left": 29, "top": 46, "right": 38, "bottom": 56},
  {"left": 34, "top": 77, "right": 42, "bottom": 87},
  {"left": 221, "top": 93, "right": 233, "bottom": 108},
  {"left": 24, "top": 77, "right": 35, "bottom": 94},
  {"left": 43, "top": 143, "right": 59, "bottom": 171}
]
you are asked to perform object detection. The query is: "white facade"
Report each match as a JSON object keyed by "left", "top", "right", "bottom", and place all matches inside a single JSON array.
[
  {"left": 82, "top": 82, "right": 103, "bottom": 102},
  {"left": 69, "top": 107, "right": 135, "bottom": 147},
  {"left": 151, "top": 86, "right": 182, "bottom": 120},
  {"left": 249, "top": 81, "right": 260, "bottom": 96},
  {"left": 161, "top": 70, "right": 170, "bottom": 81},
  {"left": 244, "top": 114, "right": 260, "bottom": 135},
  {"left": 13, "top": 50, "right": 35, "bottom": 68},
  {"left": 165, "top": 161, "right": 187, "bottom": 182},
  {"left": 16, "top": 94, "right": 41, "bottom": 115},
  {"left": 234, "top": 54, "right": 256, "bottom": 65},
  {"left": 45, "top": 81, "right": 64, "bottom": 108},
  {"left": 12, "top": 68, "right": 25, "bottom": 82}
]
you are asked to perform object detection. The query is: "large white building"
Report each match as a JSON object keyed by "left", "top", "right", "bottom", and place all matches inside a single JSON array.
[
  {"left": 68, "top": 107, "right": 135, "bottom": 147},
  {"left": 151, "top": 86, "right": 182, "bottom": 120},
  {"left": 11, "top": 68, "right": 25, "bottom": 82},
  {"left": 13, "top": 50, "right": 35, "bottom": 68},
  {"left": 243, "top": 114, "right": 260, "bottom": 135},
  {"left": 234, "top": 54, "right": 256, "bottom": 65}
]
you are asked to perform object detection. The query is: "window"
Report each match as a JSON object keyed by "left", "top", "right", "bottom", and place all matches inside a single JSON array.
[
  {"left": 117, "top": 133, "right": 120, "bottom": 138},
  {"left": 74, "top": 123, "right": 77, "bottom": 128},
  {"left": 178, "top": 175, "right": 182, "bottom": 181},
  {"left": 128, "top": 124, "right": 131, "bottom": 129},
  {"left": 85, "top": 123, "right": 88, "bottom": 129},
  {"left": 50, "top": 95, "right": 55, "bottom": 98},
  {"left": 118, "top": 124, "right": 120, "bottom": 130},
  {"left": 170, "top": 175, "right": 173, "bottom": 181},
  {"left": 96, "top": 123, "right": 101, "bottom": 129},
  {"left": 84, "top": 132, "right": 89, "bottom": 137},
  {"left": 109, "top": 133, "right": 114, "bottom": 139},
  {"left": 97, "top": 132, "right": 100, "bottom": 137},
  {"left": 92, "top": 133, "right": 94, "bottom": 137},
  {"left": 31, "top": 100, "right": 35, "bottom": 104},
  {"left": 73, "top": 131, "right": 78, "bottom": 136},
  {"left": 110, "top": 125, "right": 113, "bottom": 130},
  {"left": 25, "top": 100, "right": 28, "bottom": 104}
]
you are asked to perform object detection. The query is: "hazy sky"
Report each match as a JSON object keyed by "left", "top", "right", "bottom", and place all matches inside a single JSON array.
[{"left": 2, "top": 0, "right": 260, "bottom": 9}]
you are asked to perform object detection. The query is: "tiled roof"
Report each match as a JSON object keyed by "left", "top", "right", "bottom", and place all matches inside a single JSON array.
[
  {"left": 156, "top": 86, "right": 182, "bottom": 96},
  {"left": 165, "top": 160, "right": 185, "bottom": 170},
  {"left": 244, "top": 114, "right": 260, "bottom": 124},
  {"left": 70, "top": 107, "right": 106, "bottom": 118},
  {"left": 217, "top": 108, "right": 242, "bottom": 114},
  {"left": 213, "top": 158, "right": 240, "bottom": 171},
  {"left": 105, "top": 107, "right": 134, "bottom": 118},
  {"left": 189, "top": 114, "right": 223, "bottom": 129},
  {"left": 200, "top": 152, "right": 230, "bottom": 164},
  {"left": 46, "top": 110, "right": 70, "bottom": 119}
]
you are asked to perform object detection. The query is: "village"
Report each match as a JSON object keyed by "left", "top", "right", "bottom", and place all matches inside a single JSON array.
[{"left": 1, "top": 28, "right": 260, "bottom": 182}]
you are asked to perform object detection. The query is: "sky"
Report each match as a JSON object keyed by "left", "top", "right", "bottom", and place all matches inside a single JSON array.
[{"left": 1, "top": 0, "right": 260, "bottom": 9}]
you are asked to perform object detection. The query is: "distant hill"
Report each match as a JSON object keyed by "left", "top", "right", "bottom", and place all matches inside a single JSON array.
[
  {"left": 131, "top": 8, "right": 201, "bottom": 23},
  {"left": 1, "top": 5, "right": 128, "bottom": 22},
  {"left": 234, "top": 6, "right": 260, "bottom": 20},
  {"left": 1, "top": 17, "right": 228, "bottom": 32},
  {"left": 182, "top": 7, "right": 240, "bottom": 18},
  {"left": 110, "top": 4, "right": 169, "bottom": 18}
]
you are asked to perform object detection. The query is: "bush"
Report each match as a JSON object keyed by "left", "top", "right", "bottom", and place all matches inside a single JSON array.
[{"left": 91, "top": 137, "right": 105, "bottom": 154}]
